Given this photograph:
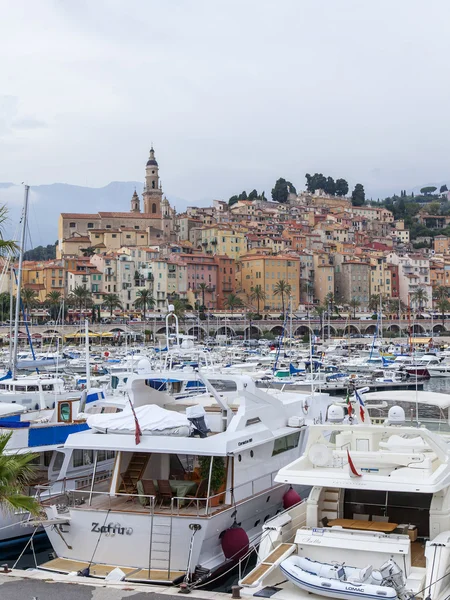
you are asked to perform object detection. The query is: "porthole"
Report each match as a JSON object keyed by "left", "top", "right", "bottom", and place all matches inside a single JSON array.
[
  {"left": 238, "top": 454, "right": 242, "bottom": 462},
  {"left": 254, "top": 519, "right": 260, "bottom": 528},
  {"left": 266, "top": 495, "right": 271, "bottom": 503},
  {"left": 250, "top": 450, "right": 254, "bottom": 458},
  {"left": 264, "top": 514, "right": 271, "bottom": 522}
]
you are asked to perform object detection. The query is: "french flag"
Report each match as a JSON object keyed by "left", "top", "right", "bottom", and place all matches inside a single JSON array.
[{"left": 355, "top": 389, "right": 366, "bottom": 423}]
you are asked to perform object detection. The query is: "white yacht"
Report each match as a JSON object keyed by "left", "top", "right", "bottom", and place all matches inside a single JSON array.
[
  {"left": 37, "top": 373, "right": 332, "bottom": 585},
  {"left": 240, "top": 408, "right": 450, "bottom": 600}
]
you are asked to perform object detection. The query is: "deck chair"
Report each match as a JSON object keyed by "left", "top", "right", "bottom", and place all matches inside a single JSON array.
[
  {"left": 353, "top": 513, "right": 370, "bottom": 521},
  {"left": 139, "top": 479, "right": 159, "bottom": 507},
  {"left": 120, "top": 472, "right": 137, "bottom": 501},
  {"left": 157, "top": 480, "right": 174, "bottom": 506},
  {"left": 185, "top": 479, "right": 209, "bottom": 508}
]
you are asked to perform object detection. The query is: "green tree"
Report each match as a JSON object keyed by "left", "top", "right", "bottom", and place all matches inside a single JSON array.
[
  {"left": 46, "top": 290, "right": 63, "bottom": 320},
  {"left": 23, "top": 243, "right": 57, "bottom": 261},
  {"left": 351, "top": 183, "right": 365, "bottom": 206},
  {"left": 228, "top": 195, "right": 239, "bottom": 207},
  {"left": 80, "top": 246, "right": 96, "bottom": 257},
  {"left": 324, "top": 176, "right": 336, "bottom": 196},
  {"left": 21, "top": 287, "right": 39, "bottom": 313},
  {"left": 272, "top": 178, "right": 296, "bottom": 203},
  {"left": 69, "top": 285, "right": 92, "bottom": 317},
  {"left": 314, "top": 304, "right": 326, "bottom": 332},
  {"left": 0, "top": 432, "right": 40, "bottom": 514},
  {"left": 348, "top": 298, "right": 361, "bottom": 318},
  {"left": 224, "top": 293, "right": 244, "bottom": 315},
  {"left": 134, "top": 289, "right": 155, "bottom": 321},
  {"left": 0, "top": 205, "right": 19, "bottom": 256},
  {"left": 335, "top": 178, "right": 349, "bottom": 197},
  {"left": 325, "top": 292, "right": 335, "bottom": 313},
  {"left": 197, "top": 282, "right": 210, "bottom": 309},
  {"left": 248, "top": 189, "right": 258, "bottom": 200},
  {"left": 368, "top": 294, "right": 386, "bottom": 313},
  {"left": 440, "top": 184, "right": 448, "bottom": 194},
  {"left": 273, "top": 280, "right": 291, "bottom": 317},
  {"left": 172, "top": 299, "right": 187, "bottom": 320},
  {"left": 427, "top": 202, "right": 441, "bottom": 215},
  {"left": 103, "top": 293, "right": 123, "bottom": 317},
  {"left": 250, "top": 284, "right": 266, "bottom": 315},
  {"left": 435, "top": 298, "right": 450, "bottom": 326},
  {"left": 411, "top": 286, "right": 428, "bottom": 311},
  {"left": 420, "top": 186, "right": 437, "bottom": 195}
]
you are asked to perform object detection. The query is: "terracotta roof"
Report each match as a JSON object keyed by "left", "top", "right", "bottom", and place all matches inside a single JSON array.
[{"left": 61, "top": 213, "right": 99, "bottom": 219}]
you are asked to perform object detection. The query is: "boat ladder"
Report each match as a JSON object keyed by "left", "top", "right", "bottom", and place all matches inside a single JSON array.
[
  {"left": 149, "top": 514, "right": 173, "bottom": 578},
  {"left": 239, "top": 543, "right": 295, "bottom": 588}
]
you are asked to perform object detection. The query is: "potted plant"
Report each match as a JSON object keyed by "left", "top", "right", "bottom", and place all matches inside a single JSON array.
[{"left": 198, "top": 456, "right": 226, "bottom": 506}]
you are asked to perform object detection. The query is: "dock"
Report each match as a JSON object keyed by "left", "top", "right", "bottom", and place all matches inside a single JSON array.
[{"left": 0, "top": 568, "right": 232, "bottom": 600}]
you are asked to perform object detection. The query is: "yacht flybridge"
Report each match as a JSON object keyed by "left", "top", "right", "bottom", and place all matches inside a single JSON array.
[
  {"left": 239, "top": 410, "right": 450, "bottom": 600},
  {"left": 38, "top": 373, "right": 331, "bottom": 585}
]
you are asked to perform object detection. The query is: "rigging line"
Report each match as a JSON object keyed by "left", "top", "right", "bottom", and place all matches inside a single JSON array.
[
  {"left": 88, "top": 507, "right": 111, "bottom": 567},
  {"left": 12, "top": 525, "right": 38, "bottom": 569}
]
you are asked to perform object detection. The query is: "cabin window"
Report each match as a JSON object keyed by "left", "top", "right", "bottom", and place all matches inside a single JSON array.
[
  {"left": 73, "top": 449, "right": 93, "bottom": 467},
  {"left": 42, "top": 384, "right": 54, "bottom": 391},
  {"left": 53, "top": 452, "right": 64, "bottom": 473},
  {"left": 15, "top": 386, "right": 26, "bottom": 392},
  {"left": 208, "top": 379, "right": 237, "bottom": 392},
  {"left": 44, "top": 451, "right": 53, "bottom": 467},
  {"left": 272, "top": 431, "right": 300, "bottom": 456},
  {"left": 27, "top": 385, "right": 38, "bottom": 392},
  {"left": 58, "top": 402, "right": 71, "bottom": 422}
]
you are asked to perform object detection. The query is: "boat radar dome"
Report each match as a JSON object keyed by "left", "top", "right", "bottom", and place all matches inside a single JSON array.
[
  {"left": 327, "top": 405, "right": 345, "bottom": 423},
  {"left": 136, "top": 358, "right": 152, "bottom": 374},
  {"left": 387, "top": 405, "right": 405, "bottom": 425}
]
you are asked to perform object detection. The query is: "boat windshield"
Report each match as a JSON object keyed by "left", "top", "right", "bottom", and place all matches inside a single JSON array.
[{"left": 368, "top": 400, "right": 450, "bottom": 432}]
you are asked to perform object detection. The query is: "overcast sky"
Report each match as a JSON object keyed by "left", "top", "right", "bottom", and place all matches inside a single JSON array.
[{"left": 2, "top": 0, "right": 450, "bottom": 207}]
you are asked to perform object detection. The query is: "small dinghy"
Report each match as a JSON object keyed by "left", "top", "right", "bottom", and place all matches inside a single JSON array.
[{"left": 280, "top": 556, "right": 406, "bottom": 600}]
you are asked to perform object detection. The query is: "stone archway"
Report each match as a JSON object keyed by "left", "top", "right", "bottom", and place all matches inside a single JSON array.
[{"left": 343, "top": 324, "right": 361, "bottom": 336}]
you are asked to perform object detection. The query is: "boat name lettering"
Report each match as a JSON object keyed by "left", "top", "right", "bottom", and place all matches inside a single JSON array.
[
  {"left": 91, "top": 522, "right": 133, "bottom": 535},
  {"left": 346, "top": 586, "right": 363, "bottom": 591},
  {"left": 238, "top": 438, "right": 253, "bottom": 446}
]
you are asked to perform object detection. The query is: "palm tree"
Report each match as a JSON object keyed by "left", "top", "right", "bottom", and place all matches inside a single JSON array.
[
  {"left": 103, "top": 293, "right": 122, "bottom": 317},
  {"left": 348, "top": 299, "right": 361, "bottom": 319},
  {"left": 172, "top": 299, "right": 187, "bottom": 320},
  {"left": 134, "top": 289, "right": 155, "bottom": 321},
  {"left": 197, "top": 283, "right": 210, "bottom": 309},
  {"left": 46, "top": 290, "right": 62, "bottom": 320},
  {"left": 386, "top": 298, "right": 407, "bottom": 318},
  {"left": 0, "top": 432, "right": 39, "bottom": 514},
  {"left": 0, "top": 205, "right": 19, "bottom": 256},
  {"left": 435, "top": 298, "right": 450, "bottom": 326},
  {"left": 250, "top": 284, "right": 266, "bottom": 316},
  {"left": 273, "top": 280, "right": 291, "bottom": 317},
  {"left": 433, "top": 285, "right": 449, "bottom": 303},
  {"left": 411, "top": 286, "right": 428, "bottom": 312},
  {"left": 21, "top": 287, "right": 39, "bottom": 315},
  {"left": 224, "top": 293, "right": 244, "bottom": 316},
  {"left": 69, "top": 285, "right": 92, "bottom": 318},
  {"left": 314, "top": 304, "right": 326, "bottom": 334},
  {"left": 368, "top": 294, "right": 386, "bottom": 313},
  {"left": 325, "top": 292, "right": 335, "bottom": 314}
]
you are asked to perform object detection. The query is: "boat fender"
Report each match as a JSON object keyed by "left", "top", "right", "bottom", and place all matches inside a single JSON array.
[
  {"left": 283, "top": 486, "right": 301, "bottom": 509},
  {"left": 221, "top": 524, "right": 249, "bottom": 561}
]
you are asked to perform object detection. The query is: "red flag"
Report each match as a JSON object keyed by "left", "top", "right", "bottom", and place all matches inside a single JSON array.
[
  {"left": 347, "top": 448, "right": 361, "bottom": 478},
  {"left": 128, "top": 396, "right": 142, "bottom": 445},
  {"left": 346, "top": 390, "right": 352, "bottom": 417},
  {"left": 360, "top": 405, "right": 365, "bottom": 422}
]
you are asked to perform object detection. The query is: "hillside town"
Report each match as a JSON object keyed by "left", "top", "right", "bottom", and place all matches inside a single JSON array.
[{"left": 7, "top": 147, "right": 450, "bottom": 327}]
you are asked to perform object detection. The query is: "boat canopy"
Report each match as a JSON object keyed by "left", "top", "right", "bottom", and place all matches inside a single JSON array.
[{"left": 363, "top": 390, "right": 450, "bottom": 410}]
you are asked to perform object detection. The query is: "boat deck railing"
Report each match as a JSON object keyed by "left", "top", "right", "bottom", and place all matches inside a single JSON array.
[{"left": 41, "top": 469, "right": 284, "bottom": 518}]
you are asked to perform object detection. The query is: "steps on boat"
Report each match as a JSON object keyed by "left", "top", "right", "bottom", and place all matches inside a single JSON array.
[
  {"left": 119, "top": 452, "right": 150, "bottom": 492},
  {"left": 239, "top": 543, "right": 295, "bottom": 588},
  {"left": 321, "top": 487, "right": 340, "bottom": 520},
  {"left": 150, "top": 516, "right": 173, "bottom": 574}
]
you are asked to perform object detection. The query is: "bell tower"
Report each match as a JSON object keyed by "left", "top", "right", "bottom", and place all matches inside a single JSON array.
[
  {"left": 130, "top": 189, "right": 140, "bottom": 213},
  {"left": 143, "top": 146, "right": 162, "bottom": 216}
]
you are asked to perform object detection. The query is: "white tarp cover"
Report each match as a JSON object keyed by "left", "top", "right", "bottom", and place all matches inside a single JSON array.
[{"left": 87, "top": 405, "right": 191, "bottom": 435}]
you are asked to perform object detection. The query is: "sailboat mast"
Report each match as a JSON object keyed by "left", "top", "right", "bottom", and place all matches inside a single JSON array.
[{"left": 12, "top": 185, "right": 30, "bottom": 380}]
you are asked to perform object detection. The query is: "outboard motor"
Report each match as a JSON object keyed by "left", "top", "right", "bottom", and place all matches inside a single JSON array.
[
  {"left": 377, "top": 559, "right": 408, "bottom": 600},
  {"left": 186, "top": 404, "right": 211, "bottom": 438}
]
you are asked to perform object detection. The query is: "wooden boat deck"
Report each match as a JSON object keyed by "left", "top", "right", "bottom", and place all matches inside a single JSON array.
[
  {"left": 240, "top": 543, "right": 295, "bottom": 587},
  {"left": 411, "top": 541, "right": 426, "bottom": 568},
  {"left": 40, "top": 557, "right": 183, "bottom": 582}
]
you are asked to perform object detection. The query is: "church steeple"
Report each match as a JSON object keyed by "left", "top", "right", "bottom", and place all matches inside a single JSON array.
[
  {"left": 143, "top": 145, "right": 162, "bottom": 215},
  {"left": 130, "top": 189, "right": 140, "bottom": 213}
]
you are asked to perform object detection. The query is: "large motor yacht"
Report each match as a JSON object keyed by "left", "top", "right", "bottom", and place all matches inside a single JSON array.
[{"left": 37, "top": 373, "right": 331, "bottom": 585}]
